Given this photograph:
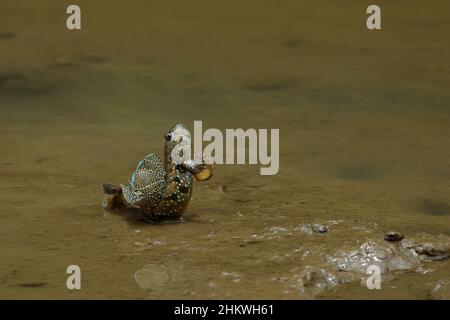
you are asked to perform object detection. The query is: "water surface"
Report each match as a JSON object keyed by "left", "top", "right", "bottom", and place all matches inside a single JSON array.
[{"left": 0, "top": 0, "right": 449, "bottom": 299}]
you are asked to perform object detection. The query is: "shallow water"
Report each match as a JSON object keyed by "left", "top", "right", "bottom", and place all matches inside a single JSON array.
[{"left": 0, "top": 0, "right": 449, "bottom": 299}]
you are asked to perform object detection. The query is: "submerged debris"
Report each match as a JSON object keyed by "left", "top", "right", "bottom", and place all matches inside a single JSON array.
[
  {"left": 134, "top": 264, "right": 170, "bottom": 290},
  {"left": 401, "top": 236, "right": 450, "bottom": 261}
]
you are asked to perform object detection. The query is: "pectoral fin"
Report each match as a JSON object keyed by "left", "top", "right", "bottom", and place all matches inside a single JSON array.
[{"left": 121, "top": 185, "right": 145, "bottom": 206}]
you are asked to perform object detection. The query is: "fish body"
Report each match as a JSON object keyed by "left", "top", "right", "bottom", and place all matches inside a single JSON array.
[{"left": 103, "top": 124, "right": 211, "bottom": 221}]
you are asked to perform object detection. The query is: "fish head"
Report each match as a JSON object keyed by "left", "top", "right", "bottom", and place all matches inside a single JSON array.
[{"left": 164, "top": 123, "right": 192, "bottom": 164}]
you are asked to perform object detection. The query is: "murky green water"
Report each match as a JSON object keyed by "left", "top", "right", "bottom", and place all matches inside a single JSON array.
[{"left": 0, "top": 0, "right": 449, "bottom": 299}]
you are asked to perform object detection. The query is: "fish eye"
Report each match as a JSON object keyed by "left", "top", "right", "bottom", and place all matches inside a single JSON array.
[
  {"left": 178, "top": 136, "right": 183, "bottom": 142},
  {"left": 165, "top": 133, "right": 172, "bottom": 141}
]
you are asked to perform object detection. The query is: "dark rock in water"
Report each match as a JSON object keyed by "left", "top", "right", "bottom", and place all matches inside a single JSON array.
[{"left": 384, "top": 231, "right": 404, "bottom": 242}]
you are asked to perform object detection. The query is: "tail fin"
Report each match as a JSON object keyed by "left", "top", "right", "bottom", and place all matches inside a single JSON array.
[
  {"left": 102, "top": 183, "right": 127, "bottom": 210},
  {"left": 103, "top": 183, "right": 122, "bottom": 195}
]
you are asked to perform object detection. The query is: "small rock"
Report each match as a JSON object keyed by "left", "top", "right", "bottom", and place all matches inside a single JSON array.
[
  {"left": 296, "top": 223, "right": 328, "bottom": 234},
  {"left": 384, "top": 231, "right": 404, "bottom": 242},
  {"left": 312, "top": 224, "right": 328, "bottom": 233}
]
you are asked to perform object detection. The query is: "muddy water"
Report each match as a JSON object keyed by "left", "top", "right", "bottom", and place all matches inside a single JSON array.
[{"left": 0, "top": 0, "right": 449, "bottom": 299}]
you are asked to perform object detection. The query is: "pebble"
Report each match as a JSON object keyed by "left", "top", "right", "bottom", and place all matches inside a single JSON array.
[
  {"left": 384, "top": 231, "right": 404, "bottom": 242},
  {"left": 297, "top": 223, "right": 328, "bottom": 234}
]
